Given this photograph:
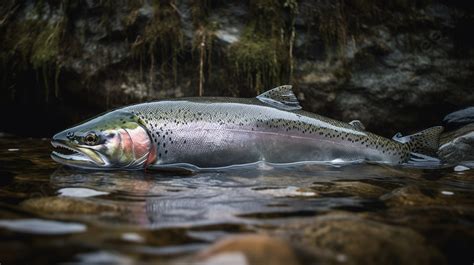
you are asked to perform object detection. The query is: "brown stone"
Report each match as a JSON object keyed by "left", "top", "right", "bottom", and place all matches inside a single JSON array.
[
  {"left": 274, "top": 213, "right": 445, "bottom": 265},
  {"left": 21, "top": 196, "right": 118, "bottom": 215},
  {"left": 196, "top": 234, "right": 301, "bottom": 265},
  {"left": 381, "top": 185, "right": 448, "bottom": 207},
  {"left": 311, "top": 181, "right": 388, "bottom": 198}
]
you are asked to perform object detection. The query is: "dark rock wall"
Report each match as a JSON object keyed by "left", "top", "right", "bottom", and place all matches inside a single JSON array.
[{"left": 1, "top": 0, "right": 473, "bottom": 137}]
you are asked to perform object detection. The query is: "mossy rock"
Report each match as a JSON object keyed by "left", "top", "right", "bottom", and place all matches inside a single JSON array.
[
  {"left": 229, "top": 35, "right": 281, "bottom": 94},
  {"left": 21, "top": 196, "right": 119, "bottom": 215}
]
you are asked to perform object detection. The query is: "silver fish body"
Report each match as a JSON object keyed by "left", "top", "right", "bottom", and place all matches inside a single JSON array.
[
  {"left": 51, "top": 86, "right": 442, "bottom": 170},
  {"left": 127, "top": 98, "right": 407, "bottom": 168}
]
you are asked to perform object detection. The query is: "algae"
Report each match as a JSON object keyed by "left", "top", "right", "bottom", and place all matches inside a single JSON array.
[
  {"left": 130, "top": 0, "right": 184, "bottom": 87},
  {"left": 228, "top": 0, "right": 298, "bottom": 94},
  {"left": 0, "top": 1, "right": 67, "bottom": 102},
  {"left": 191, "top": 0, "right": 218, "bottom": 96},
  {"left": 229, "top": 31, "right": 281, "bottom": 94},
  {"left": 304, "top": 0, "right": 433, "bottom": 59}
]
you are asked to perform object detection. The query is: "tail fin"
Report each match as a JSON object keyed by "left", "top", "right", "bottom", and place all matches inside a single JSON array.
[{"left": 393, "top": 126, "right": 444, "bottom": 156}]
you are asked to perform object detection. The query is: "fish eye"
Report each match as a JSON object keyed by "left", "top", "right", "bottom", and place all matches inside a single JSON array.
[
  {"left": 66, "top": 131, "right": 75, "bottom": 139},
  {"left": 84, "top": 132, "right": 99, "bottom": 145}
]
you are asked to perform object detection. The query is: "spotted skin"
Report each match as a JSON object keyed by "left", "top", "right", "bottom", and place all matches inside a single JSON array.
[
  {"left": 52, "top": 87, "right": 442, "bottom": 170},
  {"left": 122, "top": 97, "right": 419, "bottom": 168}
]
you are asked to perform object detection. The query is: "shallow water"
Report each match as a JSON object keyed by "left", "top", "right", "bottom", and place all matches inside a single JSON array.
[{"left": 0, "top": 136, "right": 473, "bottom": 264}]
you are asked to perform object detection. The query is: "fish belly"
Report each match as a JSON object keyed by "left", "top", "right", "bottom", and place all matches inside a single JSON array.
[
  {"left": 135, "top": 101, "right": 405, "bottom": 168},
  {"left": 153, "top": 125, "right": 394, "bottom": 168}
]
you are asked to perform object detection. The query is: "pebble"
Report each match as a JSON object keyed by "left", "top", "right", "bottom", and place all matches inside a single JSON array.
[
  {"left": 196, "top": 234, "right": 301, "bottom": 265},
  {"left": 58, "top": 188, "right": 109, "bottom": 198},
  {"left": 21, "top": 197, "right": 118, "bottom": 214},
  {"left": 121, "top": 233, "right": 145, "bottom": 243},
  {"left": 441, "top": 191, "right": 454, "bottom": 196},
  {"left": 0, "top": 219, "right": 86, "bottom": 234},
  {"left": 454, "top": 165, "right": 470, "bottom": 172},
  {"left": 255, "top": 186, "right": 316, "bottom": 197}
]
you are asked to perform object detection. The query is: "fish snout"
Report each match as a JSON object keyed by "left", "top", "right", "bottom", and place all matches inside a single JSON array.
[{"left": 52, "top": 129, "right": 74, "bottom": 144}]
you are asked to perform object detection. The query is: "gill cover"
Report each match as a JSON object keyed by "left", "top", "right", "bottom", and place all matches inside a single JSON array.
[{"left": 51, "top": 110, "right": 152, "bottom": 169}]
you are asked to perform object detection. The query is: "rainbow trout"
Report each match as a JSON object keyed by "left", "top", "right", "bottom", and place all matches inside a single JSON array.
[{"left": 51, "top": 86, "right": 443, "bottom": 171}]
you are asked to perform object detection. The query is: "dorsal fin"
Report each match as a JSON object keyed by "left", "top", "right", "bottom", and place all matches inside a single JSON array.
[
  {"left": 349, "top": 120, "right": 366, "bottom": 130},
  {"left": 256, "top": 85, "right": 302, "bottom": 110}
]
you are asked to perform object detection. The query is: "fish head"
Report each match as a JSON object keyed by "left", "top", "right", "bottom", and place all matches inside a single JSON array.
[{"left": 51, "top": 110, "right": 152, "bottom": 169}]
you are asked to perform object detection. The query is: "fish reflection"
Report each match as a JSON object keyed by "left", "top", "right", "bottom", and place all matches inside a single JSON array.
[{"left": 49, "top": 165, "right": 377, "bottom": 228}]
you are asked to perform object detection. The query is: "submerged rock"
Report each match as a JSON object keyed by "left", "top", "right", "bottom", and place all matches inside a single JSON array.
[
  {"left": 21, "top": 196, "right": 119, "bottom": 214},
  {"left": 438, "top": 123, "right": 474, "bottom": 167},
  {"left": 310, "top": 181, "right": 388, "bottom": 199},
  {"left": 196, "top": 234, "right": 302, "bottom": 265},
  {"left": 0, "top": 218, "right": 86, "bottom": 235},
  {"left": 274, "top": 213, "right": 445, "bottom": 265},
  {"left": 381, "top": 185, "right": 449, "bottom": 207}
]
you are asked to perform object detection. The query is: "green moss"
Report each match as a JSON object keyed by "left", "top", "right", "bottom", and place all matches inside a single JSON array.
[
  {"left": 131, "top": 0, "right": 184, "bottom": 84},
  {"left": 0, "top": 1, "right": 67, "bottom": 103},
  {"left": 1, "top": 2, "right": 65, "bottom": 68},
  {"left": 307, "top": 0, "right": 433, "bottom": 58},
  {"left": 190, "top": 0, "right": 211, "bottom": 27},
  {"left": 228, "top": 0, "right": 298, "bottom": 94},
  {"left": 229, "top": 32, "right": 280, "bottom": 94},
  {"left": 31, "top": 20, "right": 64, "bottom": 68}
]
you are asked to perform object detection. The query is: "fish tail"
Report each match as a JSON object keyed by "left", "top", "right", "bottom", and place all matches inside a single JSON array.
[
  {"left": 405, "top": 126, "right": 444, "bottom": 156},
  {"left": 393, "top": 126, "right": 444, "bottom": 166}
]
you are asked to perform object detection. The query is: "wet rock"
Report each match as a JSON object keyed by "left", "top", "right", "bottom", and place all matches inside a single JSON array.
[
  {"left": 254, "top": 186, "right": 317, "bottom": 197},
  {"left": 438, "top": 123, "right": 474, "bottom": 166},
  {"left": 275, "top": 213, "right": 445, "bottom": 265},
  {"left": 380, "top": 185, "right": 449, "bottom": 207},
  {"left": 21, "top": 196, "right": 119, "bottom": 214},
  {"left": 443, "top": 107, "right": 474, "bottom": 130},
  {"left": 311, "top": 181, "right": 388, "bottom": 199},
  {"left": 376, "top": 205, "right": 474, "bottom": 265},
  {"left": 2, "top": 1, "right": 474, "bottom": 137},
  {"left": 454, "top": 165, "right": 470, "bottom": 172},
  {"left": 295, "top": 2, "right": 474, "bottom": 135},
  {"left": 0, "top": 218, "right": 86, "bottom": 235},
  {"left": 382, "top": 205, "right": 474, "bottom": 228},
  {"left": 196, "top": 234, "right": 302, "bottom": 265}
]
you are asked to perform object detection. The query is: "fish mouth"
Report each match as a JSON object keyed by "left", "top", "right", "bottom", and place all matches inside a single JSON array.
[{"left": 51, "top": 141, "right": 106, "bottom": 168}]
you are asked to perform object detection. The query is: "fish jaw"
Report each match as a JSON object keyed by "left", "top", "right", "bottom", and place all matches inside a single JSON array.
[
  {"left": 51, "top": 140, "right": 107, "bottom": 168},
  {"left": 51, "top": 130, "right": 107, "bottom": 169}
]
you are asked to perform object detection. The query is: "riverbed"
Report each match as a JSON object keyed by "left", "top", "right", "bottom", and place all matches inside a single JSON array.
[{"left": 0, "top": 136, "right": 473, "bottom": 264}]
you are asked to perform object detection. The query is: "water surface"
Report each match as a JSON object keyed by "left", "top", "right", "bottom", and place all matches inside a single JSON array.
[{"left": 0, "top": 136, "right": 473, "bottom": 264}]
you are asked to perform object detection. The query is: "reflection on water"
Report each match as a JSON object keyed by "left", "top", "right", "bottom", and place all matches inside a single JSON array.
[
  {"left": 49, "top": 165, "right": 377, "bottom": 228},
  {"left": 0, "top": 218, "right": 86, "bottom": 234},
  {"left": 58, "top": 187, "right": 110, "bottom": 198},
  {"left": 0, "top": 137, "right": 474, "bottom": 264}
]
